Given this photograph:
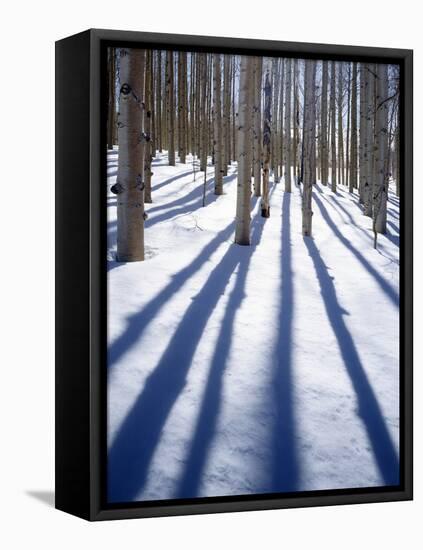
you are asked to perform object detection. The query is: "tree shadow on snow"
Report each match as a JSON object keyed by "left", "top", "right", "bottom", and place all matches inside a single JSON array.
[
  {"left": 317, "top": 191, "right": 399, "bottom": 251},
  {"left": 152, "top": 170, "right": 195, "bottom": 192},
  {"left": 387, "top": 208, "right": 399, "bottom": 220},
  {"left": 303, "top": 235, "right": 399, "bottom": 486},
  {"left": 313, "top": 194, "right": 399, "bottom": 306},
  {"left": 145, "top": 173, "right": 237, "bottom": 229},
  {"left": 387, "top": 219, "right": 399, "bottom": 235},
  {"left": 175, "top": 200, "right": 266, "bottom": 499},
  {"left": 107, "top": 220, "right": 236, "bottom": 372},
  {"left": 270, "top": 192, "right": 299, "bottom": 493},
  {"left": 108, "top": 201, "right": 261, "bottom": 503},
  {"left": 148, "top": 173, "right": 236, "bottom": 215}
]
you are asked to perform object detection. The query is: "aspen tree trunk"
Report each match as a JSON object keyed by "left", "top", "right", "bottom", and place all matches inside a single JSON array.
[
  {"left": 232, "top": 59, "right": 237, "bottom": 162},
  {"left": 337, "top": 64, "right": 344, "bottom": 185},
  {"left": 200, "top": 54, "right": 208, "bottom": 173},
  {"left": 195, "top": 53, "right": 201, "bottom": 159},
  {"left": 182, "top": 52, "right": 188, "bottom": 162},
  {"left": 199, "top": 56, "right": 205, "bottom": 158},
  {"left": 207, "top": 59, "right": 213, "bottom": 162},
  {"left": 293, "top": 59, "right": 299, "bottom": 181},
  {"left": 112, "top": 50, "right": 119, "bottom": 146},
  {"left": 174, "top": 55, "right": 179, "bottom": 151},
  {"left": 387, "top": 100, "right": 396, "bottom": 192},
  {"left": 144, "top": 50, "right": 153, "bottom": 203},
  {"left": 151, "top": 52, "right": 156, "bottom": 157},
  {"left": 274, "top": 62, "right": 282, "bottom": 183},
  {"left": 345, "top": 63, "right": 351, "bottom": 189},
  {"left": 302, "top": 59, "right": 316, "bottom": 236},
  {"left": 363, "top": 64, "right": 375, "bottom": 218},
  {"left": 330, "top": 61, "right": 337, "bottom": 192},
  {"left": 359, "top": 63, "right": 367, "bottom": 203},
  {"left": 166, "top": 51, "right": 176, "bottom": 166},
  {"left": 213, "top": 54, "right": 224, "bottom": 195},
  {"left": 184, "top": 53, "right": 189, "bottom": 159},
  {"left": 271, "top": 59, "right": 280, "bottom": 181},
  {"left": 162, "top": 52, "right": 168, "bottom": 151},
  {"left": 235, "top": 55, "right": 254, "bottom": 244},
  {"left": 223, "top": 55, "right": 231, "bottom": 174},
  {"left": 189, "top": 53, "right": 195, "bottom": 156},
  {"left": 249, "top": 63, "right": 256, "bottom": 183},
  {"left": 228, "top": 57, "right": 233, "bottom": 164},
  {"left": 201, "top": 55, "right": 209, "bottom": 205},
  {"left": 186, "top": 54, "right": 191, "bottom": 156},
  {"left": 261, "top": 69, "right": 272, "bottom": 218},
  {"left": 327, "top": 101, "right": 331, "bottom": 178},
  {"left": 395, "top": 108, "right": 400, "bottom": 196},
  {"left": 177, "top": 52, "right": 185, "bottom": 163},
  {"left": 373, "top": 63, "right": 389, "bottom": 243},
  {"left": 156, "top": 51, "right": 162, "bottom": 152},
  {"left": 253, "top": 56, "right": 262, "bottom": 197},
  {"left": 107, "top": 48, "right": 116, "bottom": 150},
  {"left": 284, "top": 58, "right": 292, "bottom": 192},
  {"left": 316, "top": 98, "right": 321, "bottom": 182},
  {"left": 116, "top": 48, "right": 145, "bottom": 262},
  {"left": 350, "top": 62, "right": 358, "bottom": 192},
  {"left": 279, "top": 60, "right": 285, "bottom": 185}
]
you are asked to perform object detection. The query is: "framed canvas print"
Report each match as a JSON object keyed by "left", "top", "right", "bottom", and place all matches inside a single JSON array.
[{"left": 55, "top": 29, "right": 413, "bottom": 521}]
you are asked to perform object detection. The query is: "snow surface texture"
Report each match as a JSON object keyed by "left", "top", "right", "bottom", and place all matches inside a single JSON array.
[{"left": 107, "top": 149, "right": 400, "bottom": 503}]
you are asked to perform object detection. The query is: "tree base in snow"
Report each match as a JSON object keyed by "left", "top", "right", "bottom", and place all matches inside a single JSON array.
[{"left": 261, "top": 206, "right": 270, "bottom": 218}]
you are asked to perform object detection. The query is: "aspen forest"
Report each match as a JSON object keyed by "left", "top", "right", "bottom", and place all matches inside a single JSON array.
[{"left": 107, "top": 48, "right": 400, "bottom": 503}]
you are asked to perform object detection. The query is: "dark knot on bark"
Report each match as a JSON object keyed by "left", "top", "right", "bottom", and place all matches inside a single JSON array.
[
  {"left": 120, "top": 83, "right": 131, "bottom": 96},
  {"left": 136, "top": 174, "right": 145, "bottom": 191},
  {"left": 110, "top": 182, "right": 124, "bottom": 195}
]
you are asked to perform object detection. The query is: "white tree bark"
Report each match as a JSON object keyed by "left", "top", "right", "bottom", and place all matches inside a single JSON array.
[
  {"left": 200, "top": 54, "right": 208, "bottom": 173},
  {"left": 350, "top": 62, "right": 358, "bottom": 192},
  {"left": 337, "top": 64, "right": 344, "bottom": 185},
  {"left": 284, "top": 58, "right": 292, "bottom": 192},
  {"left": 235, "top": 56, "right": 254, "bottom": 244},
  {"left": 373, "top": 63, "right": 389, "bottom": 243},
  {"left": 395, "top": 107, "right": 400, "bottom": 197},
  {"left": 213, "top": 54, "right": 223, "bottom": 195},
  {"left": 156, "top": 51, "right": 163, "bottom": 152},
  {"left": 320, "top": 60, "right": 328, "bottom": 185},
  {"left": 144, "top": 50, "right": 153, "bottom": 203},
  {"left": 223, "top": 55, "right": 231, "bottom": 174},
  {"left": 166, "top": 51, "right": 176, "bottom": 166},
  {"left": 330, "top": 61, "right": 337, "bottom": 192},
  {"left": 271, "top": 58, "right": 280, "bottom": 182},
  {"left": 177, "top": 52, "right": 187, "bottom": 163},
  {"left": 302, "top": 59, "right": 316, "bottom": 237},
  {"left": 345, "top": 63, "right": 351, "bottom": 189},
  {"left": 116, "top": 48, "right": 146, "bottom": 262},
  {"left": 358, "top": 63, "right": 367, "bottom": 204},
  {"left": 293, "top": 59, "right": 300, "bottom": 181},
  {"left": 261, "top": 69, "right": 272, "bottom": 218},
  {"left": 363, "top": 64, "right": 375, "bottom": 217},
  {"left": 107, "top": 48, "right": 116, "bottom": 150},
  {"left": 252, "top": 56, "right": 262, "bottom": 197}
]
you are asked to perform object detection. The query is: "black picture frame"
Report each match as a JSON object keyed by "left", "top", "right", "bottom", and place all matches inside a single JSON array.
[{"left": 55, "top": 28, "right": 413, "bottom": 521}]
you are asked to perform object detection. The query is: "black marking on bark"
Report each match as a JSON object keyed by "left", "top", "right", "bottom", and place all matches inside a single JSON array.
[
  {"left": 110, "top": 182, "right": 124, "bottom": 195},
  {"left": 120, "top": 83, "right": 131, "bottom": 96},
  {"left": 137, "top": 132, "right": 151, "bottom": 144},
  {"left": 135, "top": 174, "right": 145, "bottom": 191}
]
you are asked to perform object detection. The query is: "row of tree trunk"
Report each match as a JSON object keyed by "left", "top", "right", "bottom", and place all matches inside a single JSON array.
[{"left": 108, "top": 48, "right": 399, "bottom": 260}]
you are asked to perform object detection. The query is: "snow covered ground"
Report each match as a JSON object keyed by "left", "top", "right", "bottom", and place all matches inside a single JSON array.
[{"left": 107, "top": 149, "right": 400, "bottom": 503}]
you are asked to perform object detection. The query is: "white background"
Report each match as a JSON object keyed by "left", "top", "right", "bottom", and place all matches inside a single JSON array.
[{"left": 0, "top": 1, "right": 420, "bottom": 548}]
